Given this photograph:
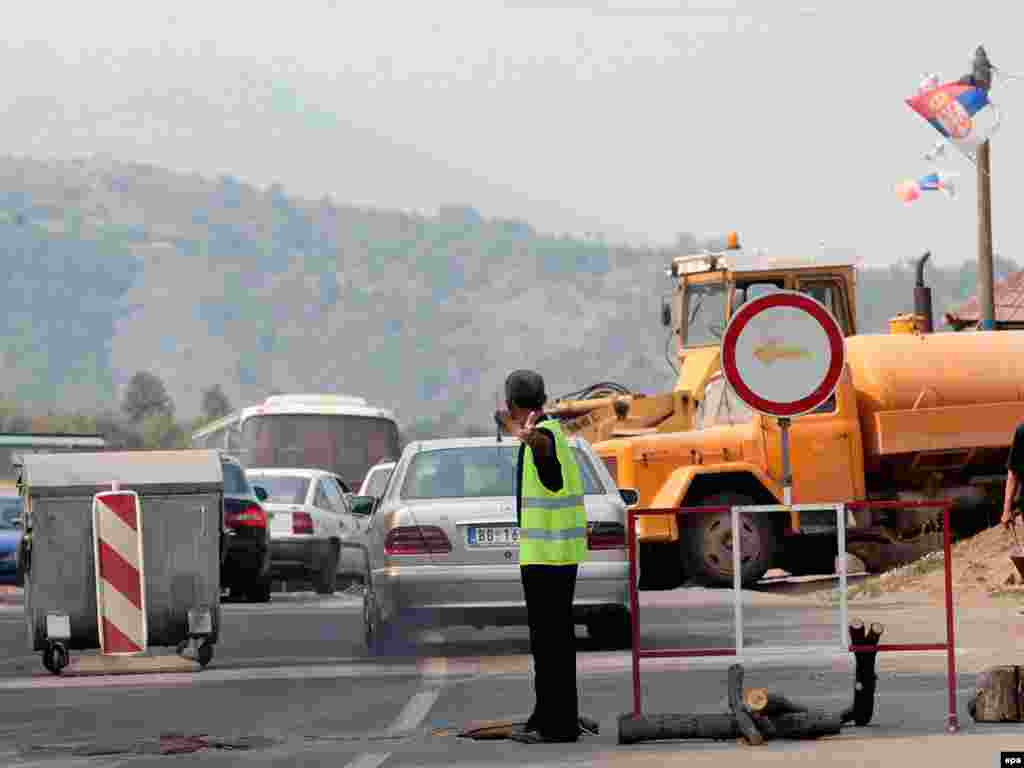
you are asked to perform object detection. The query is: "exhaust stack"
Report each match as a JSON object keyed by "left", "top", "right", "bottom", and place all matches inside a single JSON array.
[{"left": 914, "top": 251, "right": 934, "bottom": 333}]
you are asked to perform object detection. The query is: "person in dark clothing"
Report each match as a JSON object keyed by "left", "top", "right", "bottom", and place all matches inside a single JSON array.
[
  {"left": 1003, "top": 422, "right": 1024, "bottom": 529},
  {"left": 496, "top": 369, "right": 590, "bottom": 744}
]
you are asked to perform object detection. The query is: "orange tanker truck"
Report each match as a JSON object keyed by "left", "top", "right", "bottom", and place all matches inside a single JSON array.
[
  {"left": 594, "top": 314, "right": 1019, "bottom": 589},
  {"left": 548, "top": 239, "right": 1009, "bottom": 589}
]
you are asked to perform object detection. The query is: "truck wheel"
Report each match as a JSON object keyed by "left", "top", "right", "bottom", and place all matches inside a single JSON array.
[
  {"left": 315, "top": 541, "right": 340, "bottom": 595},
  {"left": 683, "top": 491, "right": 777, "bottom": 588},
  {"left": 637, "top": 542, "right": 683, "bottom": 590}
]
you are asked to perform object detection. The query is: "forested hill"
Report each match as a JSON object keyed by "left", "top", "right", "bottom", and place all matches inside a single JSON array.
[{"left": 0, "top": 154, "right": 1014, "bottom": 436}]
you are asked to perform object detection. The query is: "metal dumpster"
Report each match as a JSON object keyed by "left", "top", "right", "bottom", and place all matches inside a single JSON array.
[{"left": 19, "top": 449, "right": 223, "bottom": 672}]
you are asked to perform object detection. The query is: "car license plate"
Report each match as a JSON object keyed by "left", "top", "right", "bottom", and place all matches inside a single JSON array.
[{"left": 466, "top": 525, "right": 519, "bottom": 547}]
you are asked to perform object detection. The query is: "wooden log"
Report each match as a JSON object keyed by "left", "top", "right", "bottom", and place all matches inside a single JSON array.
[
  {"left": 618, "top": 713, "right": 744, "bottom": 745},
  {"left": 744, "top": 688, "right": 809, "bottom": 717},
  {"left": 728, "top": 664, "right": 764, "bottom": 746},
  {"left": 754, "top": 710, "right": 843, "bottom": 740},
  {"left": 849, "top": 618, "right": 866, "bottom": 646},
  {"left": 971, "top": 666, "right": 1021, "bottom": 722},
  {"left": 617, "top": 710, "right": 843, "bottom": 746},
  {"left": 842, "top": 620, "right": 884, "bottom": 726}
]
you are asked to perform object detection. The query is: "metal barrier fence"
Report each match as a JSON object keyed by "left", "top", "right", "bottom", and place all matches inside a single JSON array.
[{"left": 626, "top": 499, "right": 959, "bottom": 733}]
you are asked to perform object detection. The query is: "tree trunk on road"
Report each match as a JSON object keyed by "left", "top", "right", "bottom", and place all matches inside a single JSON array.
[{"left": 970, "top": 666, "right": 1021, "bottom": 722}]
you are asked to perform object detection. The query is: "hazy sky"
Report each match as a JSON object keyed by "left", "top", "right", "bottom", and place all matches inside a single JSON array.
[{"left": 1, "top": 1, "right": 1019, "bottom": 268}]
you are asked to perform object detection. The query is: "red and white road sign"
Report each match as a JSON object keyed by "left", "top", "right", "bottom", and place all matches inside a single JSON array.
[
  {"left": 720, "top": 290, "right": 845, "bottom": 418},
  {"left": 92, "top": 490, "right": 148, "bottom": 655}
]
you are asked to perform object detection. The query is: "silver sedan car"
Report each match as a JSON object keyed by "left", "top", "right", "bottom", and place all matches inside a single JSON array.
[{"left": 356, "top": 435, "right": 637, "bottom": 652}]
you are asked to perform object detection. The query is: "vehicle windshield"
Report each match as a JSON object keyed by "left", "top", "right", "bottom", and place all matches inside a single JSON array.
[
  {"left": 401, "top": 446, "right": 603, "bottom": 500},
  {"left": 247, "top": 474, "right": 310, "bottom": 505},
  {"left": 695, "top": 376, "right": 755, "bottom": 429},
  {"left": 683, "top": 281, "right": 728, "bottom": 346},
  {"left": 0, "top": 497, "right": 20, "bottom": 530},
  {"left": 240, "top": 414, "right": 400, "bottom": 490},
  {"left": 362, "top": 467, "right": 393, "bottom": 498}
]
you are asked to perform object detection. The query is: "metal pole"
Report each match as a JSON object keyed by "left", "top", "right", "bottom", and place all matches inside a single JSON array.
[
  {"left": 942, "top": 504, "right": 960, "bottom": 733},
  {"left": 837, "top": 505, "right": 849, "bottom": 650},
  {"left": 732, "top": 504, "right": 743, "bottom": 657},
  {"left": 628, "top": 509, "right": 642, "bottom": 716},
  {"left": 977, "top": 140, "right": 996, "bottom": 331},
  {"left": 779, "top": 418, "right": 792, "bottom": 506}
]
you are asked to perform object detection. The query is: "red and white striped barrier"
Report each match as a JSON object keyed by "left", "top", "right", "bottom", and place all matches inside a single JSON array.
[{"left": 92, "top": 490, "right": 147, "bottom": 655}]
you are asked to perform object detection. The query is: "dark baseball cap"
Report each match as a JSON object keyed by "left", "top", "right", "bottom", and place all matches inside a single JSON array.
[{"left": 505, "top": 370, "right": 547, "bottom": 409}]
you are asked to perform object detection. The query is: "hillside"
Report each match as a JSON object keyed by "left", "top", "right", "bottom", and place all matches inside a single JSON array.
[{"left": 0, "top": 154, "right": 1014, "bottom": 434}]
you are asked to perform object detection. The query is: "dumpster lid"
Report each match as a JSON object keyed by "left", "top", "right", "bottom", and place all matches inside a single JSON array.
[{"left": 20, "top": 450, "right": 224, "bottom": 491}]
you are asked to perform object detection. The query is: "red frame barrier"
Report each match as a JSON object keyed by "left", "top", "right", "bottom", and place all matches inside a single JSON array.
[{"left": 627, "top": 499, "right": 959, "bottom": 734}]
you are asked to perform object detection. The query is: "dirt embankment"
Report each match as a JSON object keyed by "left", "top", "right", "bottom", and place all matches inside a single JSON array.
[{"left": 851, "top": 523, "right": 1024, "bottom": 605}]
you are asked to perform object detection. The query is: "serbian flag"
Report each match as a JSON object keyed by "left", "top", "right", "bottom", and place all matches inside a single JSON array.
[{"left": 906, "top": 80, "right": 998, "bottom": 161}]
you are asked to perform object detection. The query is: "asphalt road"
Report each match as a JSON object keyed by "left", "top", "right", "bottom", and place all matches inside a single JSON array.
[{"left": 0, "top": 585, "right": 1011, "bottom": 767}]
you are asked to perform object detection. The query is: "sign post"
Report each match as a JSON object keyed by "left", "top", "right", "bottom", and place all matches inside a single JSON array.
[{"left": 720, "top": 291, "right": 846, "bottom": 506}]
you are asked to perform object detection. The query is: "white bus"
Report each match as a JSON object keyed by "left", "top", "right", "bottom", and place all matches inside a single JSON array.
[{"left": 190, "top": 394, "right": 401, "bottom": 492}]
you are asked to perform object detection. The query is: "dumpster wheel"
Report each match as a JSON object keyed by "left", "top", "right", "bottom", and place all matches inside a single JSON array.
[
  {"left": 177, "top": 637, "right": 215, "bottom": 668},
  {"left": 42, "top": 642, "right": 69, "bottom": 675}
]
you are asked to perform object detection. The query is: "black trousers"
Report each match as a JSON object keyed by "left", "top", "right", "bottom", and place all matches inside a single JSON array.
[{"left": 521, "top": 563, "right": 580, "bottom": 739}]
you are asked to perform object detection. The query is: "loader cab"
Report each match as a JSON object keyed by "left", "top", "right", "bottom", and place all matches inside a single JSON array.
[{"left": 670, "top": 248, "right": 858, "bottom": 352}]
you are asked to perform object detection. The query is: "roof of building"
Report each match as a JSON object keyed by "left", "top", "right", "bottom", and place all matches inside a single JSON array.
[{"left": 945, "top": 271, "right": 1024, "bottom": 328}]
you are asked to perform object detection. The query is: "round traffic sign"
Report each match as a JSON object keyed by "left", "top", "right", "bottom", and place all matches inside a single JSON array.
[{"left": 720, "top": 290, "right": 845, "bottom": 418}]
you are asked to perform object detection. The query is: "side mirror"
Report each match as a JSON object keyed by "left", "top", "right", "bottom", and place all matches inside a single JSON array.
[
  {"left": 661, "top": 298, "right": 671, "bottom": 328},
  {"left": 350, "top": 495, "right": 376, "bottom": 516},
  {"left": 619, "top": 488, "right": 640, "bottom": 507},
  {"left": 253, "top": 486, "right": 268, "bottom": 503}
]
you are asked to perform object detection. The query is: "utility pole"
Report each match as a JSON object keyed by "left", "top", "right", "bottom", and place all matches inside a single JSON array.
[{"left": 977, "top": 139, "right": 995, "bottom": 330}]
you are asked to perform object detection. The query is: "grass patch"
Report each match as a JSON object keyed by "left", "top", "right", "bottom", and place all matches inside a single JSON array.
[
  {"left": 902, "top": 555, "right": 946, "bottom": 579},
  {"left": 986, "top": 588, "right": 1024, "bottom": 603}
]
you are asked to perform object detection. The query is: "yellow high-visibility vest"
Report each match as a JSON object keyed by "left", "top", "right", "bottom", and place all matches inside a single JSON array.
[{"left": 519, "top": 419, "right": 588, "bottom": 566}]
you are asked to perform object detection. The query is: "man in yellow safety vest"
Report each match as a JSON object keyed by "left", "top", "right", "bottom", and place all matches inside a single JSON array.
[{"left": 497, "top": 369, "right": 589, "bottom": 744}]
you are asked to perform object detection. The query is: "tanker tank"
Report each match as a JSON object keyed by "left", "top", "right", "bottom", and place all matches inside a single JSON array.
[{"left": 844, "top": 330, "right": 1024, "bottom": 463}]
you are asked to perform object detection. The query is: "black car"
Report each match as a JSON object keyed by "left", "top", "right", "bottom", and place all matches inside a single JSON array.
[{"left": 220, "top": 454, "right": 272, "bottom": 602}]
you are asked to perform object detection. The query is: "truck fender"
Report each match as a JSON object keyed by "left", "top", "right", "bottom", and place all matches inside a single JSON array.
[
  {"left": 635, "top": 464, "right": 777, "bottom": 544},
  {"left": 652, "top": 462, "right": 781, "bottom": 510}
]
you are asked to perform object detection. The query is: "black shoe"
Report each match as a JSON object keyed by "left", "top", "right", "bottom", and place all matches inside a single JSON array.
[{"left": 578, "top": 715, "right": 600, "bottom": 735}]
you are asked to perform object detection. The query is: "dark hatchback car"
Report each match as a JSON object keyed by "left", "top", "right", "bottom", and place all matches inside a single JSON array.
[
  {"left": 220, "top": 455, "right": 272, "bottom": 602},
  {"left": 0, "top": 494, "right": 22, "bottom": 586}
]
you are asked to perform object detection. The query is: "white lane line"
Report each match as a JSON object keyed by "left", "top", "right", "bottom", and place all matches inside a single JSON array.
[
  {"left": 342, "top": 655, "right": 447, "bottom": 768},
  {"left": 342, "top": 755, "right": 390, "bottom": 768},
  {"left": 0, "top": 662, "right": 425, "bottom": 690},
  {"left": 386, "top": 687, "right": 443, "bottom": 735}
]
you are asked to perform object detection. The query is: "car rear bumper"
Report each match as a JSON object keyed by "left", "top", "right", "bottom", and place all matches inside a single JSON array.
[
  {"left": 270, "top": 536, "right": 327, "bottom": 578},
  {"left": 373, "top": 560, "right": 629, "bottom": 627}
]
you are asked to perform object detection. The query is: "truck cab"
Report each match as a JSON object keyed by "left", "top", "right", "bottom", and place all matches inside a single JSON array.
[{"left": 668, "top": 248, "right": 858, "bottom": 423}]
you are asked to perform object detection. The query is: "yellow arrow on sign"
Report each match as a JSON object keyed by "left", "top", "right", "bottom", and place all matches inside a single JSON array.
[{"left": 753, "top": 340, "right": 812, "bottom": 365}]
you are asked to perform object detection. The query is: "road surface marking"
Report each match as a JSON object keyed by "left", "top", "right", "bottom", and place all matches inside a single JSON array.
[
  {"left": 387, "top": 688, "right": 443, "bottom": 735},
  {"left": 343, "top": 653, "right": 446, "bottom": 768},
  {"left": 342, "top": 755, "right": 390, "bottom": 768},
  {"left": 0, "top": 647, "right": 976, "bottom": 691}
]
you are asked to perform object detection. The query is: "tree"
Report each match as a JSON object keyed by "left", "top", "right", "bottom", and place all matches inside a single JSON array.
[
  {"left": 200, "top": 384, "right": 232, "bottom": 423},
  {"left": 121, "top": 371, "right": 174, "bottom": 423},
  {"left": 140, "top": 411, "right": 185, "bottom": 450}
]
